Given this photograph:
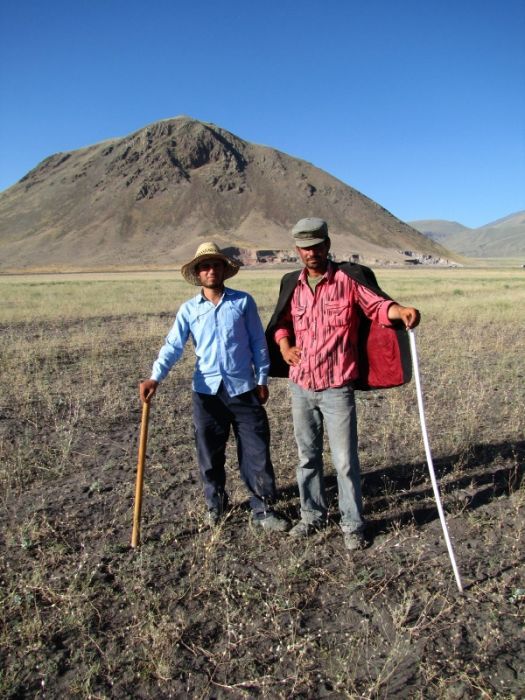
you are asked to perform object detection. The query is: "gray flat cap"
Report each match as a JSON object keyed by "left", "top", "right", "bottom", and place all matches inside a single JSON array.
[{"left": 292, "top": 217, "right": 329, "bottom": 247}]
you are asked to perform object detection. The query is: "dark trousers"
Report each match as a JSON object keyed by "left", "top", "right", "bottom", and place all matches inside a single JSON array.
[{"left": 192, "top": 383, "right": 276, "bottom": 517}]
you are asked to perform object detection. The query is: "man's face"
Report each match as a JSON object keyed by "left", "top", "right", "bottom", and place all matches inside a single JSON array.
[
  {"left": 296, "top": 240, "right": 330, "bottom": 274},
  {"left": 196, "top": 259, "right": 226, "bottom": 288}
]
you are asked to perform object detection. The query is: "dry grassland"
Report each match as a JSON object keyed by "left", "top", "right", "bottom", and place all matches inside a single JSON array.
[{"left": 0, "top": 267, "right": 524, "bottom": 699}]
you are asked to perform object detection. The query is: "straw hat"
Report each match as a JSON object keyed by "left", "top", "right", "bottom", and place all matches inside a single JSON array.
[{"left": 181, "top": 242, "right": 240, "bottom": 285}]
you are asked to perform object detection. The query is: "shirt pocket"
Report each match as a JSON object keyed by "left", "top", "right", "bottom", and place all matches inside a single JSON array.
[
  {"left": 222, "top": 303, "right": 245, "bottom": 338},
  {"left": 292, "top": 305, "right": 308, "bottom": 331},
  {"left": 324, "top": 300, "right": 351, "bottom": 327}
]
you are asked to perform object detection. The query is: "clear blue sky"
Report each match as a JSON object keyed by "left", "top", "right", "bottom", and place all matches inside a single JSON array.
[{"left": 1, "top": 0, "right": 524, "bottom": 228}]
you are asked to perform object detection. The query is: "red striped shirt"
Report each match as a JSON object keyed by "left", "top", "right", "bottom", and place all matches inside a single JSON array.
[{"left": 274, "top": 263, "right": 394, "bottom": 390}]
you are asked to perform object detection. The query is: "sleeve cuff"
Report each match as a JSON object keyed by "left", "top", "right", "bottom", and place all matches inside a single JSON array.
[
  {"left": 273, "top": 329, "right": 290, "bottom": 344},
  {"left": 379, "top": 301, "right": 396, "bottom": 327},
  {"left": 256, "top": 372, "right": 268, "bottom": 385}
]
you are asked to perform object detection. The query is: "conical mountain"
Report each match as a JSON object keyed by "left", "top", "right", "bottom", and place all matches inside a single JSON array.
[{"left": 0, "top": 116, "right": 451, "bottom": 270}]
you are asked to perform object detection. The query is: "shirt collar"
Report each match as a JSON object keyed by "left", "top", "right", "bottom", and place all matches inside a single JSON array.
[{"left": 197, "top": 286, "right": 229, "bottom": 303}]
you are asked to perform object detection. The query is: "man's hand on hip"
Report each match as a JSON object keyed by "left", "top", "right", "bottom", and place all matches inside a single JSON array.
[{"left": 279, "top": 338, "right": 302, "bottom": 366}]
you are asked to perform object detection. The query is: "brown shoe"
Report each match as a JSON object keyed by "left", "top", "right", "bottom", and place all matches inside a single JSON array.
[{"left": 288, "top": 520, "right": 326, "bottom": 537}]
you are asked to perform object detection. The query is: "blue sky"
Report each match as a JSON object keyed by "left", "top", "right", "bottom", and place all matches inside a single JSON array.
[{"left": 1, "top": 0, "right": 523, "bottom": 228}]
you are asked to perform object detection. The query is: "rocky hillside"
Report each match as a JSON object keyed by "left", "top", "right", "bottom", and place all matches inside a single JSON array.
[{"left": 0, "top": 117, "right": 451, "bottom": 271}]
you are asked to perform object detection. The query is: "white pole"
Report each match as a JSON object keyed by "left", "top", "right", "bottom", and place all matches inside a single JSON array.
[{"left": 408, "top": 329, "right": 464, "bottom": 593}]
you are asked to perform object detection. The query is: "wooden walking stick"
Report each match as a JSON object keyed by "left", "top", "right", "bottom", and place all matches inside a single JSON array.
[{"left": 131, "top": 400, "right": 150, "bottom": 548}]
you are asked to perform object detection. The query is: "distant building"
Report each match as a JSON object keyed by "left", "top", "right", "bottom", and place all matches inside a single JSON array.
[{"left": 256, "top": 250, "right": 276, "bottom": 263}]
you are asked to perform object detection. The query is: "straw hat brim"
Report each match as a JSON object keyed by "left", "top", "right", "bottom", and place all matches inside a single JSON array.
[{"left": 181, "top": 252, "right": 240, "bottom": 285}]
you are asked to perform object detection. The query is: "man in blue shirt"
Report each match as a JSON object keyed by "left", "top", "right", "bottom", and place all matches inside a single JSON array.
[{"left": 140, "top": 242, "right": 288, "bottom": 531}]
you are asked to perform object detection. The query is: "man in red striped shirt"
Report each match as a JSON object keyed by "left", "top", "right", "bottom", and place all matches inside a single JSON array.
[{"left": 268, "top": 218, "right": 420, "bottom": 550}]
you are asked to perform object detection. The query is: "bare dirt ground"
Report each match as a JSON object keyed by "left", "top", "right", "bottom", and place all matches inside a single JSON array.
[{"left": 1, "top": 284, "right": 524, "bottom": 698}]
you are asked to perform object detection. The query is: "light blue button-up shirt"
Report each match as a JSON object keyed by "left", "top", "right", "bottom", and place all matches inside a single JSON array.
[{"left": 151, "top": 287, "right": 270, "bottom": 396}]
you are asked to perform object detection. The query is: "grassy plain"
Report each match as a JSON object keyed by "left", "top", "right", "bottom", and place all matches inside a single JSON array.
[{"left": 0, "top": 267, "right": 524, "bottom": 698}]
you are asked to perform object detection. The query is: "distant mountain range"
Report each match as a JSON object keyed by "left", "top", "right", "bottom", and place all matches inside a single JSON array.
[
  {"left": 0, "top": 116, "right": 451, "bottom": 272},
  {"left": 409, "top": 211, "right": 525, "bottom": 258}
]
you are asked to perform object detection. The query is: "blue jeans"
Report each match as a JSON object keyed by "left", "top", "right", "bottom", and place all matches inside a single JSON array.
[
  {"left": 192, "top": 383, "right": 276, "bottom": 517},
  {"left": 290, "top": 382, "right": 364, "bottom": 534}
]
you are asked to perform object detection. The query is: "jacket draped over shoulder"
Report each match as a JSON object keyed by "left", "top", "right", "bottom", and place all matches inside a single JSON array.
[{"left": 265, "top": 262, "right": 412, "bottom": 391}]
